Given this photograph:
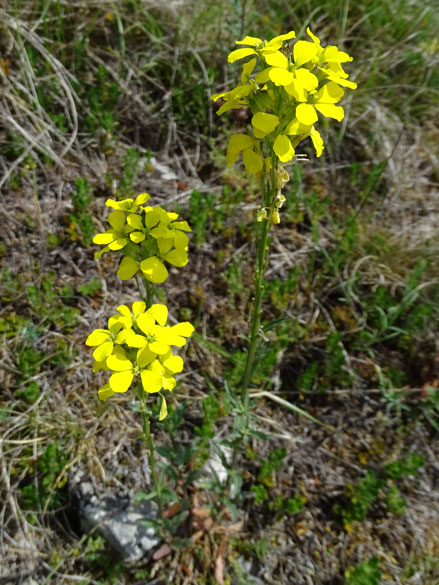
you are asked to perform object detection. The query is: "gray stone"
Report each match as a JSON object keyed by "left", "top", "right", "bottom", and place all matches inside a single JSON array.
[
  {"left": 80, "top": 496, "right": 160, "bottom": 564},
  {"left": 194, "top": 444, "right": 232, "bottom": 488}
]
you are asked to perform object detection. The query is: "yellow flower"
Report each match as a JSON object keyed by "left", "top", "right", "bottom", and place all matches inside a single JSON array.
[
  {"left": 92, "top": 304, "right": 195, "bottom": 405},
  {"left": 286, "top": 119, "right": 324, "bottom": 157},
  {"left": 86, "top": 321, "right": 124, "bottom": 361},
  {"left": 93, "top": 210, "right": 132, "bottom": 258},
  {"left": 226, "top": 134, "right": 264, "bottom": 175},
  {"left": 105, "top": 193, "right": 150, "bottom": 213},
  {"left": 296, "top": 81, "right": 345, "bottom": 125},
  {"left": 107, "top": 348, "right": 162, "bottom": 394},
  {"left": 228, "top": 31, "right": 296, "bottom": 63}
]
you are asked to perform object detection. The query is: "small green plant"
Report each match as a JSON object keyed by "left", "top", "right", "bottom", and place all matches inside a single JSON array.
[
  {"left": 189, "top": 189, "right": 223, "bottom": 245},
  {"left": 21, "top": 442, "right": 68, "bottom": 511},
  {"left": 257, "top": 447, "right": 287, "bottom": 487},
  {"left": 69, "top": 177, "right": 95, "bottom": 244},
  {"left": 268, "top": 493, "right": 306, "bottom": 519},
  {"left": 336, "top": 455, "right": 424, "bottom": 525},
  {"left": 118, "top": 147, "right": 141, "bottom": 198},
  {"left": 336, "top": 471, "right": 384, "bottom": 525},
  {"left": 82, "top": 534, "right": 124, "bottom": 583},
  {"left": 383, "top": 454, "right": 424, "bottom": 480},
  {"left": 77, "top": 279, "right": 102, "bottom": 296},
  {"left": 344, "top": 557, "right": 381, "bottom": 585},
  {"left": 84, "top": 64, "right": 119, "bottom": 135}
]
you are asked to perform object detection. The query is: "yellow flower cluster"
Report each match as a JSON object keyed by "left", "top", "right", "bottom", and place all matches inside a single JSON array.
[
  {"left": 212, "top": 28, "right": 357, "bottom": 174},
  {"left": 93, "top": 193, "right": 191, "bottom": 284},
  {"left": 86, "top": 302, "right": 194, "bottom": 419},
  {"left": 88, "top": 192, "right": 194, "bottom": 419}
]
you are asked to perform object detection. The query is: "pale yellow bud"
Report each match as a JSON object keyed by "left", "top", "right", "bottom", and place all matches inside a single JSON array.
[
  {"left": 257, "top": 208, "right": 268, "bottom": 222},
  {"left": 276, "top": 167, "right": 289, "bottom": 189},
  {"left": 270, "top": 209, "right": 280, "bottom": 224},
  {"left": 276, "top": 193, "right": 286, "bottom": 208}
]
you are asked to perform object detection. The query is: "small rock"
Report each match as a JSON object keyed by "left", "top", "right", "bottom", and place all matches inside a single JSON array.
[
  {"left": 195, "top": 444, "right": 232, "bottom": 488},
  {"left": 81, "top": 496, "right": 160, "bottom": 564},
  {"left": 149, "top": 157, "right": 177, "bottom": 182}
]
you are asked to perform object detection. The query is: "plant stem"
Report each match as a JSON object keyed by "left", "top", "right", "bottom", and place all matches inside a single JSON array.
[
  {"left": 138, "top": 383, "right": 163, "bottom": 518},
  {"left": 241, "top": 159, "right": 277, "bottom": 401},
  {"left": 240, "top": 218, "right": 270, "bottom": 401}
]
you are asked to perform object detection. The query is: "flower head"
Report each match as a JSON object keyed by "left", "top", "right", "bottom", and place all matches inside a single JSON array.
[
  {"left": 93, "top": 195, "right": 192, "bottom": 284},
  {"left": 213, "top": 27, "right": 357, "bottom": 176},
  {"left": 87, "top": 303, "right": 195, "bottom": 419}
]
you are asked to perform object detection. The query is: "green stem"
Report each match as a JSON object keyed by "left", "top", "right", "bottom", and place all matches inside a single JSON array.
[
  {"left": 138, "top": 383, "right": 163, "bottom": 517},
  {"left": 240, "top": 218, "right": 270, "bottom": 401},
  {"left": 241, "top": 158, "right": 277, "bottom": 401}
]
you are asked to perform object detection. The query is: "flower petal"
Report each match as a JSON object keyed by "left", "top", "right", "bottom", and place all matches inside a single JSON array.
[
  {"left": 130, "top": 231, "right": 145, "bottom": 243},
  {"left": 241, "top": 57, "right": 257, "bottom": 83},
  {"left": 295, "top": 68, "right": 319, "bottom": 91},
  {"left": 117, "top": 256, "right": 139, "bottom": 280},
  {"left": 108, "top": 210, "right": 126, "bottom": 231},
  {"left": 226, "top": 133, "right": 254, "bottom": 167},
  {"left": 315, "top": 81, "right": 345, "bottom": 104},
  {"left": 140, "top": 256, "right": 169, "bottom": 284},
  {"left": 124, "top": 330, "right": 147, "bottom": 348},
  {"left": 310, "top": 128, "right": 324, "bottom": 157},
  {"left": 162, "top": 354, "right": 184, "bottom": 374},
  {"left": 109, "top": 370, "right": 134, "bottom": 393},
  {"left": 268, "top": 68, "right": 295, "bottom": 86},
  {"left": 108, "top": 237, "right": 128, "bottom": 250},
  {"left": 93, "top": 232, "right": 114, "bottom": 245},
  {"left": 98, "top": 383, "right": 114, "bottom": 402},
  {"left": 132, "top": 302, "right": 146, "bottom": 316},
  {"left": 147, "top": 304, "right": 168, "bottom": 326},
  {"left": 264, "top": 51, "right": 289, "bottom": 68},
  {"left": 93, "top": 341, "right": 113, "bottom": 362},
  {"left": 86, "top": 329, "right": 110, "bottom": 346},
  {"left": 107, "top": 353, "right": 132, "bottom": 372},
  {"left": 294, "top": 40, "right": 318, "bottom": 66},
  {"left": 164, "top": 249, "right": 188, "bottom": 267},
  {"left": 228, "top": 47, "right": 257, "bottom": 63},
  {"left": 158, "top": 395, "right": 168, "bottom": 421},
  {"left": 137, "top": 345, "right": 157, "bottom": 368},
  {"left": 135, "top": 192, "right": 150, "bottom": 205},
  {"left": 149, "top": 340, "right": 170, "bottom": 355},
  {"left": 296, "top": 103, "right": 318, "bottom": 125},
  {"left": 235, "top": 35, "right": 262, "bottom": 46},
  {"left": 273, "top": 134, "right": 295, "bottom": 163},
  {"left": 141, "top": 369, "right": 162, "bottom": 393},
  {"left": 242, "top": 148, "right": 264, "bottom": 175},
  {"left": 137, "top": 313, "right": 155, "bottom": 335},
  {"left": 171, "top": 220, "right": 191, "bottom": 232},
  {"left": 315, "top": 103, "right": 344, "bottom": 121},
  {"left": 251, "top": 113, "right": 280, "bottom": 137},
  {"left": 171, "top": 322, "right": 195, "bottom": 338}
]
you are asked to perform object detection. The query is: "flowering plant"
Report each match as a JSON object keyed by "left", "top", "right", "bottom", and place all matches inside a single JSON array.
[
  {"left": 86, "top": 193, "right": 194, "bottom": 516},
  {"left": 212, "top": 28, "right": 356, "bottom": 417},
  {"left": 213, "top": 28, "right": 356, "bottom": 226}
]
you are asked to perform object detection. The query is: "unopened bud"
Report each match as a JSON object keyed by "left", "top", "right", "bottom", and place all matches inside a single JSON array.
[
  {"left": 270, "top": 209, "right": 280, "bottom": 224},
  {"left": 276, "top": 193, "right": 286, "bottom": 208},
  {"left": 257, "top": 208, "right": 268, "bottom": 222}
]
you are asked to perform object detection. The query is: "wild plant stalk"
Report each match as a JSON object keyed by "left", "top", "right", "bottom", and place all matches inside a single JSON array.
[
  {"left": 137, "top": 382, "right": 163, "bottom": 517},
  {"left": 136, "top": 277, "right": 162, "bottom": 517},
  {"left": 241, "top": 153, "right": 278, "bottom": 402},
  {"left": 86, "top": 193, "right": 194, "bottom": 519},
  {"left": 212, "top": 28, "right": 357, "bottom": 498}
]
